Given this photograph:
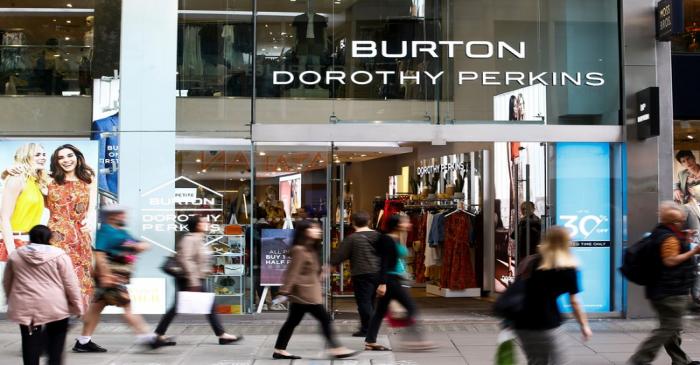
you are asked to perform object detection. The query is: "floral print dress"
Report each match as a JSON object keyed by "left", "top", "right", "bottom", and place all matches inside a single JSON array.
[{"left": 47, "top": 180, "right": 93, "bottom": 310}]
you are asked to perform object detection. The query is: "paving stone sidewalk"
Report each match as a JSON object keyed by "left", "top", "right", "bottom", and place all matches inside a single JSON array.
[{"left": 0, "top": 318, "right": 699, "bottom": 364}]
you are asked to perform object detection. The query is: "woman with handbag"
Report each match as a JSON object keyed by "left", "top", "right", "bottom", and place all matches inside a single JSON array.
[
  {"left": 364, "top": 214, "right": 435, "bottom": 351},
  {"left": 513, "top": 226, "right": 592, "bottom": 364},
  {"left": 272, "top": 220, "right": 357, "bottom": 360},
  {"left": 154, "top": 216, "right": 241, "bottom": 345}
]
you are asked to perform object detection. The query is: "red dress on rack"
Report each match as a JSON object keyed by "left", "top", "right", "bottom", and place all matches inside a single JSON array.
[
  {"left": 412, "top": 214, "right": 427, "bottom": 283},
  {"left": 441, "top": 212, "right": 477, "bottom": 290},
  {"left": 380, "top": 199, "right": 404, "bottom": 231}
]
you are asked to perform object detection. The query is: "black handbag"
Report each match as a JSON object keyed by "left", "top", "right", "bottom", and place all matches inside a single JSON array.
[
  {"left": 493, "top": 254, "right": 540, "bottom": 320},
  {"left": 161, "top": 255, "right": 185, "bottom": 277}
]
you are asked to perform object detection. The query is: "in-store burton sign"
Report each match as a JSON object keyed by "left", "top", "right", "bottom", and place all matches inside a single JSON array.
[{"left": 636, "top": 87, "right": 660, "bottom": 140}]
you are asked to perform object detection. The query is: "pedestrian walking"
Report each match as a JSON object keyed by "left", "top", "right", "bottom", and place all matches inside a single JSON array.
[
  {"left": 272, "top": 220, "right": 357, "bottom": 360},
  {"left": 513, "top": 226, "right": 592, "bottom": 365},
  {"left": 364, "top": 214, "right": 435, "bottom": 351},
  {"left": 628, "top": 201, "right": 700, "bottom": 365},
  {"left": 73, "top": 205, "right": 169, "bottom": 352},
  {"left": 3, "top": 225, "right": 83, "bottom": 365},
  {"left": 330, "top": 211, "right": 382, "bottom": 337},
  {"left": 154, "top": 215, "right": 242, "bottom": 345}
]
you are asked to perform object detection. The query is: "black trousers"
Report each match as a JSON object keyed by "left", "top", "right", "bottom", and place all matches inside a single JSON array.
[
  {"left": 274, "top": 303, "right": 339, "bottom": 350},
  {"left": 20, "top": 318, "right": 69, "bottom": 365},
  {"left": 155, "top": 278, "right": 225, "bottom": 336},
  {"left": 352, "top": 273, "right": 379, "bottom": 333},
  {"left": 365, "top": 275, "right": 418, "bottom": 343}
]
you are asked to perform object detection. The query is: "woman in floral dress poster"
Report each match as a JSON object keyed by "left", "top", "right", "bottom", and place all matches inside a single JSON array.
[{"left": 47, "top": 144, "right": 97, "bottom": 310}]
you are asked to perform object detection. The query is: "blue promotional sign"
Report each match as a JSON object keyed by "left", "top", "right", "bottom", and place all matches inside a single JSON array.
[{"left": 555, "top": 143, "right": 611, "bottom": 312}]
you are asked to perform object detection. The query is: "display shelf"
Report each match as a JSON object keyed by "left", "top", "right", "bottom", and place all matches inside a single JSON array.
[{"left": 206, "top": 227, "right": 247, "bottom": 314}]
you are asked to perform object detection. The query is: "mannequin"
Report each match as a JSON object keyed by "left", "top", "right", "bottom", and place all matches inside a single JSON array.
[
  {"left": 79, "top": 16, "right": 94, "bottom": 95},
  {"left": 292, "top": 0, "right": 327, "bottom": 73}
]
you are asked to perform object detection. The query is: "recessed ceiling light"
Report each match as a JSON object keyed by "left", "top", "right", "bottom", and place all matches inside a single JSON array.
[
  {"left": 276, "top": 167, "right": 282, "bottom": 171},
  {"left": 64, "top": 36, "right": 70, "bottom": 41},
  {"left": 202, "top": 169, "right": 207, "bottom": 173},
  {"left": 361, "top": 154, "right": 367, "bottom": 157},
  {"left": 66, "top": 20, "right": 71, "bottom": 24},
  {"left": 319, "top": 160, "right": 324, "bottom": 163},
  {"left": 196, "top": 171, "right": 201, "bottom": 174},
  {"left": 52, "top": 19, "right": 57, "bottom": 22},
  {"left": 196, "top": 158, "right": 201, "bottom": 163},
  {"left": 259, "top": 151, "right": 266, "bottom": 156},
  {"left": 66, "top": 3, "right": 73, "bottom": 7},
  {"left": 297, "top": 167, "right": 302, "bottom": 170},
  {"left": 689, "top": 135, "right": 695, "bottom": 140},
  {"left": 235, "top": 159, "right": 240, "bottom": 162}
]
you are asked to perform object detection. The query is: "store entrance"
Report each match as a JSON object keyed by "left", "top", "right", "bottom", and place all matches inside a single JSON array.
[{"left": 327, "top": 141, "right": 550, "bottom": 319}]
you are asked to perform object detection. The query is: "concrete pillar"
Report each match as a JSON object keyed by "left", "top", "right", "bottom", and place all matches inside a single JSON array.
[
  {"left": 118, "top": 0, "right": 178, "bottom": 312},
  {"left": 623, "top": 0, "right": 674, "bottom": 318}
]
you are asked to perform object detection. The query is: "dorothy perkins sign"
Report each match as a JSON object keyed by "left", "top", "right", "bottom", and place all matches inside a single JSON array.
[{"left": 274, "top": 41, "right": 606, "bottom": 87}]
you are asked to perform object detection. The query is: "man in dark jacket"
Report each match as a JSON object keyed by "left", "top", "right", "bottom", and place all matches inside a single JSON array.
[
  {"left": 628, "top": 202, "right": 700, "bottom": 365},
  {"left": 331, "top": 211, "right": 381, "bottom": 337}
]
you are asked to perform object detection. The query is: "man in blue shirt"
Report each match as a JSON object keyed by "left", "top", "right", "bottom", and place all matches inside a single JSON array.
[{"left": 73, "top": 205, "right": 170, "bottom": 352}]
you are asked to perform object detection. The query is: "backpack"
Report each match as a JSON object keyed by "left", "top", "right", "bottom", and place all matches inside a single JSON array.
[{"left": 620, "top": 230, "right": 664, "bottom": 285}]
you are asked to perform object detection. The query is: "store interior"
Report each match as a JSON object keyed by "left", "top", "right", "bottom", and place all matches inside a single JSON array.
[{"left": 175, "top": 140, "right": 548, "bottom": 315}]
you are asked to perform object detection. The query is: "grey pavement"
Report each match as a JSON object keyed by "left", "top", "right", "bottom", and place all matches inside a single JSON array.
[{"left": 1, "top": 318, "right": 700, "bottom": 364}]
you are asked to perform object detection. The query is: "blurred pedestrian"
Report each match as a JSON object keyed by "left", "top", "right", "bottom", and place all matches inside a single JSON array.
[
  {"left": 628, "top": 202, "right": 700, "bottom": 365},
  {"left": 514, "top": 226, "right": 591, "bottom": 365},
  {"left": 3, "top": 225, "right": 83, "bottom": 365},
  {"left": 154, "top": 215, "right": 242, "bottom": 345},
  {"left": 511, "top": 201, "right": 541, "bottom": 263},
  {"left": 272, "top": 220, "right": 357, "bottom": 360},
  {"left": 365, "top": 214, "right": 435, "bottom": 351},
  {"left": 331, "top": 211, "right": 382, "bottom": 337},
  {"left": 73, "top": 205, "right": 169, "bottom": 353}
]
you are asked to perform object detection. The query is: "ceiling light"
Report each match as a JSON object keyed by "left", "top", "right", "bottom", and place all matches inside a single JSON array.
[
  {"left": 66, "top": 3, "right": 73, "bottom": 7},
  {"left": 52, "top": 19, "right": 57, "bottom": 22},
  {"left": 66, "top": 20, "right": 71, "bottom": 24},
  {"left": 235, "top": 159, "right": 240, "bottom": 162},
  {"left": 64, "top": 36, "right": 70, "bottom": 41},
  {"left": 276, "top": 167, "right": 282, "bottom": 171},
  {"left": 361, "top": 154, "right": 367, "bottom": 157},
  {"left": 297, "top": 166, "right": 302, "bottom": 170},
  {"left": 196, "top": 171, "right": 201, "bottom": 174},
  {"left": 689, "top": 135, "right": 695, "bottom": 140},
  {"left": 240, "top": 178, "right": 246, "bottom": 181},
  {"left": 196, "top": 158, "right": 201, "bottom": 163},
  {"left": 281, "top": 32, "right": 287, "bottom": 35},
  {"left": 202, "top": 169, "right": 207, "bottom": 173},
  {"left": 319, "top": 160, "right": 324, "bottom": 163},
  {"left": 259, "top": 151, "right": 266, "bottom": 156},
  {"left": 265, "top": 24, "right": 268, "bottom": 28}
]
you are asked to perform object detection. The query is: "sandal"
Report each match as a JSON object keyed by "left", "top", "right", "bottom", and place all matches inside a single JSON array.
[{"left": 364, "top": 344, "right": 392, "bottom": 351}]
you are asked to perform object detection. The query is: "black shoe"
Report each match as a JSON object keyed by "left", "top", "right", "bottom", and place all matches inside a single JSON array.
[
  {"left": 273, "top": 352, "right": 301, "bottom": 360},
  {"left": 148, "top": 337, "right": 173, "bottom": 350},
  {"left": 219, "top": 335, "right": 243, "bottom": 345},
  {"left": 157, "top": 336, "right": 177, "bottom": 347},
  {"left": 73, "top": 340, "right": 108, "bottom": 353},
  {"left": 352, "top": 331, "right": 367, "bottom": 337},
  {"left": 688, "top": 362, "right": 700, "bottom": 365}
]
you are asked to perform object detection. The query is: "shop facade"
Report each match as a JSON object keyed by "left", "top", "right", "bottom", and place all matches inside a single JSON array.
[{"left": 0, "top": 0, "right": 671, "bottom": 318}]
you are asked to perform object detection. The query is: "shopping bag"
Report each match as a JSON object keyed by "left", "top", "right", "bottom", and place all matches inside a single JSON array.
[
  {"left": 177, "top": 291, "right": 215, "bottom": 314},
  {"left": 494, "top": 328, "right": 517, "bottom": 365}
]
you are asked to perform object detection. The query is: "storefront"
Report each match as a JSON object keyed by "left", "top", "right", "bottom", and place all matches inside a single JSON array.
[{"left": 0, "top": 0, "right": 656, "bottom": 317}]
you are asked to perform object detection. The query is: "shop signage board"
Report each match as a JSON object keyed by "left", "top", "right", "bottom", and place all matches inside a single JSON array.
[
  {"left": 656, "top": 0, "right": 673, "bottom": 41},
  {"left": 260, "top": 229, "right": 294, "bottom": 286},
  {"left": 555, "top": 143, "right": 611, "bottom": 313},
  {"left": 636, "top": 87, "right": 660, "bottom": 140}
]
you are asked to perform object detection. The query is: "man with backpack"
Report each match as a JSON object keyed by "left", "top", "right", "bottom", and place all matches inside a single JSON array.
[
  {"left": 627, "top": 202, "right": 700, "bottom": 365},
  {"left": 331, "top": 211, "right": 382, "bottom": 337}
]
